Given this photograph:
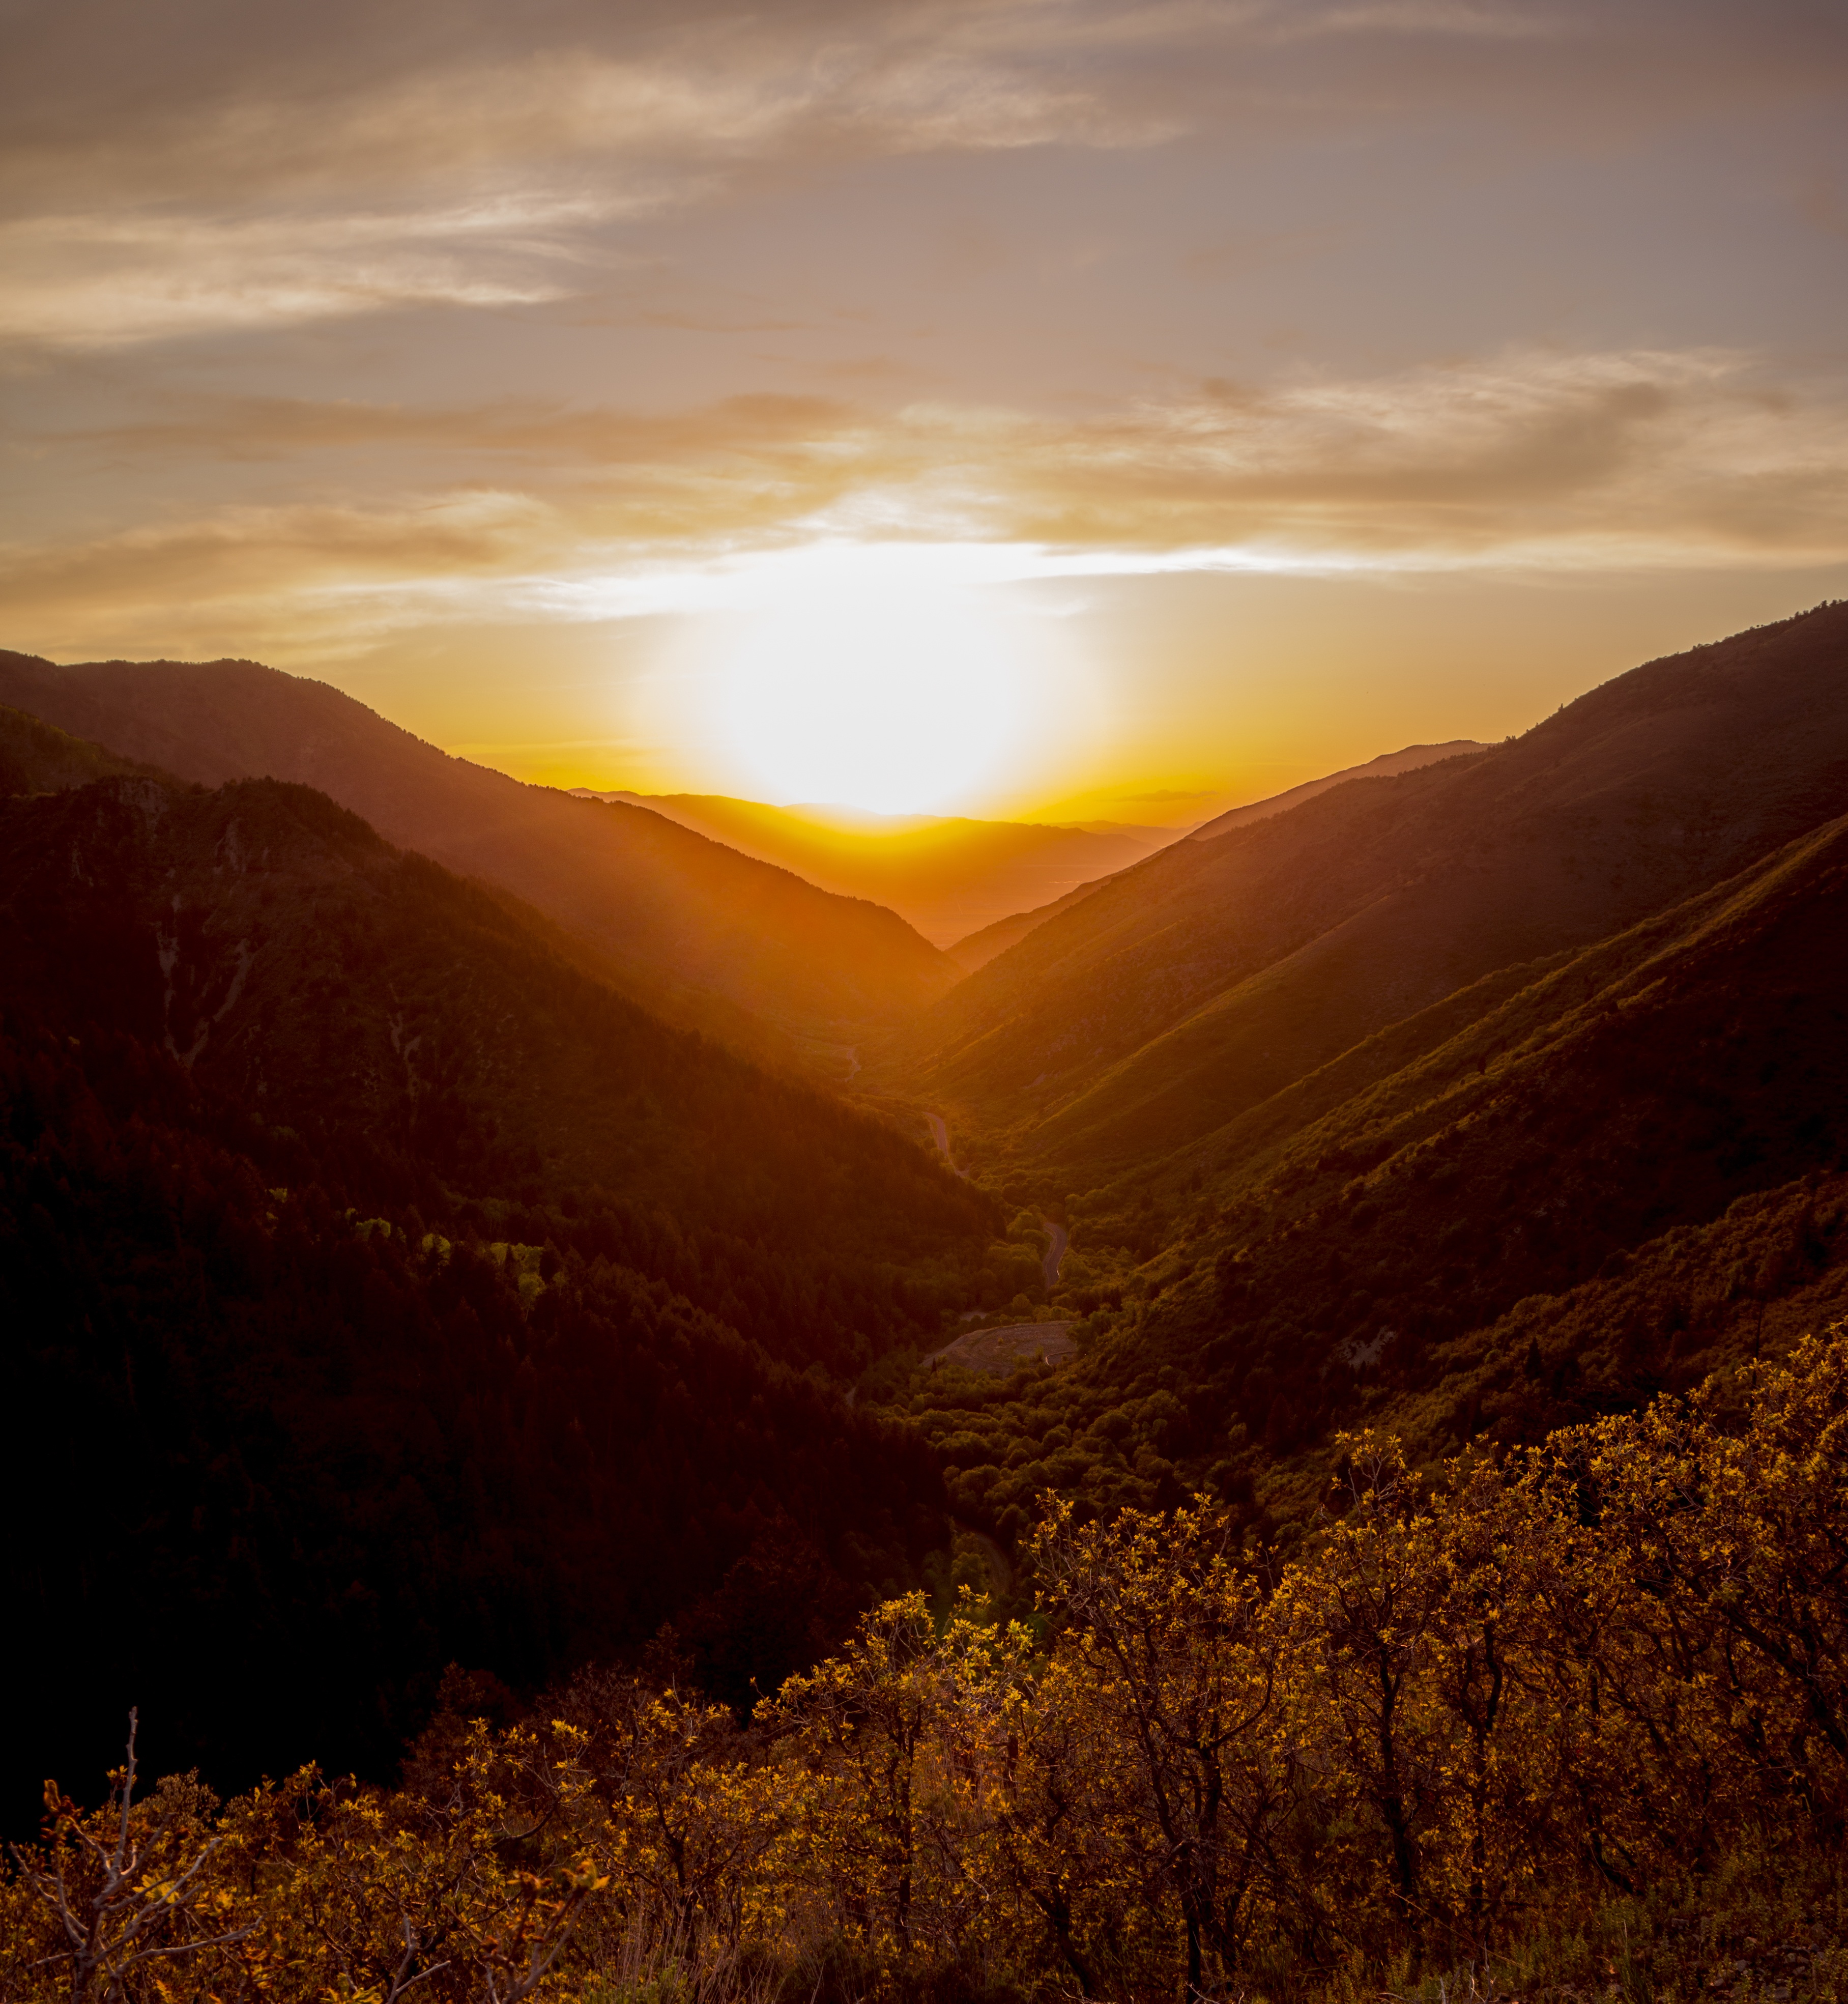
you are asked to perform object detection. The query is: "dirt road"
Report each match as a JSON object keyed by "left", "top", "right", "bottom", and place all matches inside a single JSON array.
[
  {"left": 1040, "top": 1218, "right": 1069, "bottom": 1289},
  {"left": 927, "top": 1318, "right": 1077, "bottom": 1374}
]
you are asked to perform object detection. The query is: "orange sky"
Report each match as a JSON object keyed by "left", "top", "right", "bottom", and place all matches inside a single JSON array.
[{"left": 3, "top": 1, "right": 1845, "bottom": 821}]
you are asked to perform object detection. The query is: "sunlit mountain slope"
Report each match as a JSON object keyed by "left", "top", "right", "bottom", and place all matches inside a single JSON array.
[
  {"left": 580, "top": 789, "right": 1178, "bottom": 948},
  {"left": 939, "top": 740, "right": 1486, "bottom": 974},
  {"left": 901, "top": 800, "right": 1848, "bottom": 1532},
  {"left": 893, "top": 603, "right": 1848, "bottom": 1180},
  {"left": 0, "top": 652, "right": 958, "bottom": 1041},
  {"left": 1184, "top": 738, "right": 1487, "bottom": 841}
]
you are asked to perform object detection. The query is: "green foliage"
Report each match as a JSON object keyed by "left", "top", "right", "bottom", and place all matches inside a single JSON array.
[{"left": 891, "top": 805, "right": 1848, "bottom": 1532}]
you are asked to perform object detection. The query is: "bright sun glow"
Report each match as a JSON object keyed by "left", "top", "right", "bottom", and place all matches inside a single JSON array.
[{"left": 704, "top": 580, "right": 1030, "bottom": 814}]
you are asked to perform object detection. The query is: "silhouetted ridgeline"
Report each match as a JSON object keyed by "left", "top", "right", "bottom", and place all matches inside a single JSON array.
[{"left": 0, "top": 653, "right": 960, "bottom": 1044}]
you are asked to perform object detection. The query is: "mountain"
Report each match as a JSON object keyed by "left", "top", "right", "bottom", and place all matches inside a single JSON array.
[
  {"left": 0, "top": 767, "right": 992, "bottom": 1371},
  {"left": 1185, "top": 739, "right": 1487, "bottom": 841},
  {"left": 0, "top": 748, "right": 1000, "bottom": 1817},
  {"left": 578, "top": 790, "right": 1178, "bottom": 948},
  {"left": 0, "top": 652, "right": 959, "bottom": 1044},
  {"left": 937, "top": 747, "right": 1483, "bottom": 977},
  {"left": 944, "top": 878, "right": 1111, "bottom": 975},
  {"left": 892, "top": 604, "right": 1848, "bottom": 1183},
  {"left": 900, "top": 792, "right": 1848, "bottom": 1539},
  {"left": 0, "top": 701, "right": 167, "bottom": 794}
]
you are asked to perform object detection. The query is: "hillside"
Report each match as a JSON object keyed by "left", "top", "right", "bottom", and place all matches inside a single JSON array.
[
  {"left": 0, "top": 770, "right": 993, "bottom": 1368},
  {"left": 894, "top": 798, "right": 1848, "bottom": 1538},
  {"left": 0, "top": 758, "right": 999, "bottom": 1820},
  {"left": 0, "top": 701, "right": 169, "bottom": 794},
  {"left": 0, "top": 652, "right": 959, "bottom": 1043},
  {"left": 580, "top": 789, "right": 1177, "bottom": 948},
  {"left": 1183, "top": 737, "right": 1487, "bottom": 843},
  {"left": 939, "top": 745, "right": 1484, "bottom": 975},
  {"left": 892, "top": 604, "right": 1848, "bottom": 1181}
]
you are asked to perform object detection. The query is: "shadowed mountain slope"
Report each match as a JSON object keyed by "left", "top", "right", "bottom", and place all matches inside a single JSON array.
[
  {"left": 898, "top": 802, "right": 1848, "bottom": 1536},
  {"left": 894, "top": 604, "right": 1848, "bottom": 1180},
  {"left": 0, "top": 652, "right": 958, "bottom": 1039},
  {"left": 0, "top": 771, "right": 994, "bottom": 1372},
  {"left": 0, "top": 757, "right": 998, "bottom": 1816},
  {"left": 579, "top": 789, "right": 1177, "bottom": 948},
  {"left": 0, "top": 701, "right": 170, "bottom": 794}
]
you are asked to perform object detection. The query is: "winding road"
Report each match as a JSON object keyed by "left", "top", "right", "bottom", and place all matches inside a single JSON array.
[
  {"left": 924, "top": 1111, "right": 1068, "bottom": 1286},
  {"left": 1038, "top": 1216, "right": 1070, "bottom": 1292}
]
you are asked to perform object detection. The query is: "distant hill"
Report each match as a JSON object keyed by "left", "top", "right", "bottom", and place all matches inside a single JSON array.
[
  {"left": 0, "top": 753, "right": 998, "bottom": 1817},
  {"left": 893, "top": 604, "right": 1848, "bottom": 1181},
  {"left": 944, "top": 879, "right": 1114, "bottom": 974},
  {"left": 0, "top": 653, "right": 958, "bottom": 1044},
  {"left": 580, "top": 790, "right": 1178, "bottom": 948}
]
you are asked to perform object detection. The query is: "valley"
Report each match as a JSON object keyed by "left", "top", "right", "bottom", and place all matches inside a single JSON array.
[
  {"left": 6, "top": 604, "right": 1848, "bottom": 2000},
  {"left": 11, "top": 9, "right": 1842, "bottom": 1991}
]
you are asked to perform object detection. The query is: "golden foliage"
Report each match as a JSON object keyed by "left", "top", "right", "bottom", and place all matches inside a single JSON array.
[{"left": 13, "top": 1333, "right": 1848, "bottom": 2001}]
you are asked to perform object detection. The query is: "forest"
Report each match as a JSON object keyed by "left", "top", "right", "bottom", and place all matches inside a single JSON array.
[
  {"left": 0, "top": 729, "right": 997, "bottom": 1825},
  {"left": 8, "top": 1336, "right": 1848, "bottom": 2002}
]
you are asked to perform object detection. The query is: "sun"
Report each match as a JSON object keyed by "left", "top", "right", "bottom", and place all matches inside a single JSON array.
[{"left": 709, "top": 578, "right": 1028, "bottom": 814}]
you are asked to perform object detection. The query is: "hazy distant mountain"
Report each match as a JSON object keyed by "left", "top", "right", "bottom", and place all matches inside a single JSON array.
[
  {"left": 1186, "top": 739, "right": 1487, "bottom": 841},
  {"left": 0, "top": 653, "right": 958, "bottom": 1042},
  {"left": 894, "top": 603, "right": 1848, "bottom": 1180},
  {"left": 576, "top": 790, "right": 1179, "bottom": 948},
  {"left": 943, "top": 880, "right": 1111, "bottom": 975}
]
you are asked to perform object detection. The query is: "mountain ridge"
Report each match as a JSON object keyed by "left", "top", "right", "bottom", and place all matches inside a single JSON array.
[
  {"left": 891, "top": 602, "right": 1848, "bottom": 1181},
  {"left": 0, "top": 651, "right": 959, "bottom": 1047},
  {"left": 574, "top": 788, "right": 1178, "bottom": 948}
]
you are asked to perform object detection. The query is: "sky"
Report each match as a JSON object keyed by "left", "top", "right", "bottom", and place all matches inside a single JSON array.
[{"left": 3, "top": 0, "right": 1846, "bottom": 821}]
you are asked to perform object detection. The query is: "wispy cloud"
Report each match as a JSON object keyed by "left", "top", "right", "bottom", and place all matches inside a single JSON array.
[
  {"left": 9, "top": 346, "right": 1845, "bottom": 662},
  {"left": 4, "top": 0, "right": 1836, "bottom": 348}
]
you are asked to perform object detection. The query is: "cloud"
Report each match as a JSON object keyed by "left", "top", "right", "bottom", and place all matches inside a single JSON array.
[
  {"left": 3, "top": 0, "right": 1838, "bottom": 347},
  {"left": 0, "top": 195, "right": 616, "bottom": 348},
  {"left": 8, "top": 346, "right": 1845, "bottom": 665}
]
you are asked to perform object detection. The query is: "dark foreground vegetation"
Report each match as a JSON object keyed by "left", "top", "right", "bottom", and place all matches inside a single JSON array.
[{"left": 10, "top": 1336, "right": 1848, "bottom": 2003}]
